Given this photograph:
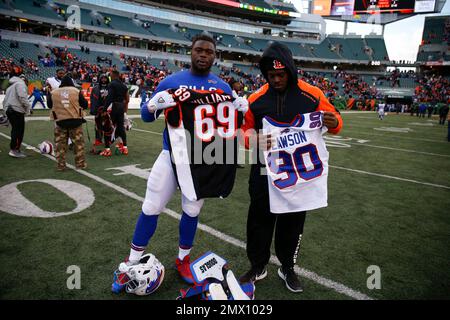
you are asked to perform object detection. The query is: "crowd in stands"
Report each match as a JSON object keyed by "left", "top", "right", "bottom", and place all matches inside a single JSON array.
[
  {"left": 0, "top": 57, "right": 15, "bottom": 78},
  {"left": 23, "top": 59, "right": 39, "bottom": 74},
  {"left": 415, "top": 74, "right": 450, "bottom": 104},
  {"left": 375, "top": 69, "right": 417, "bottom": 87},
  {"left": 421, "top": 17, "right": 450, "bottom": 45},
  {"left": 220, "top": 64, "right": 266, "bottom": 93},
  {"left": 2, "top": 42, "right": 449, "bottom": 107},
  {"left": 36, "top": 46, "right": 75, "bottom": 67},
  {"left": 119, "top": 55, "right": 172, "bottom": 88},
  {"left": 0, "top": 57, "right": 24, "bottom": 79},
  {"left": 298, "top": 70, "right": 338, "bottom": 99}
]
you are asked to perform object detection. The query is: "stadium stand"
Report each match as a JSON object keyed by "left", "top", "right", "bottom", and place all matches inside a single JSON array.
[
  {"left": 10, "top": 0, "right": 66, "bottom": 21},
  {"left": 364, "top": 37, "right": 390, "bottom": 61},
  {"left": 421, "top": 16, "right": 450, "bottom": 45},
  {"left": 0, "top": 0, "right": 390, "bottom": 64},
  {"left": 3, "top": 0, "right": 445, "bottom": 110},
  {"left": 416, "top": 15, "right": 450, "bottom": 63}
]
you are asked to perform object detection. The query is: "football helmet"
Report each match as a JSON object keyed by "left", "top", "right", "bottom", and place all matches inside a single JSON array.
[
  {"left": 39, "top": 140, "right": 54, "bottom": 155},
  {"left": 114, "top": 253, "right": 165, "bottom": 296},
  {"left": 0, "top": 111, "right": 9, "bottom": 127}
]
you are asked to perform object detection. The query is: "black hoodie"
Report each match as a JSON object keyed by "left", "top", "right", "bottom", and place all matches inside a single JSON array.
[
  {"left": 244, "top": 41, "right": 341, "bottom": 132},
  {"left": 242, "top": 41, "right": 342, "bottom": 177},
  {"left": 259, "top": 41, "right": 298, "bottom": 85},
  {"left": 90, "top": 75, "right": 110, "bottom": 115}
]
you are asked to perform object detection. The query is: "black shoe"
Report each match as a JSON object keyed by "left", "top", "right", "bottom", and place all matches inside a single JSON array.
[
  {"left": 239, "top": 267, "right": 267, "bottom": 283},
  {"left": 278, "top": 267, "right": 303, "bottom": 293}
]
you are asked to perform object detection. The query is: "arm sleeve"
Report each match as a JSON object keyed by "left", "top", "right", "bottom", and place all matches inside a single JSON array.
[
  {"left": 47, "top": 93, "right": 53, "bottom": 109},
  {"left": 90, "top": 89, "right": 98, "bottom": 115},
  {"left": 124, "top": 91, "right": 129, "bottom": 113},
  {"left": 140, "top": 82, "right": 167, "bottom": 122},
  {"left": 314, "top": 88, "right": 343, "bottom": 134},
  {"left": 79, "top": 92, "right": 88, "bottom": 109},
  {"left": 240, "top": 107, "right": 256, "bottom": 149},
  {"left": 17, "top": 83, "right": 31, "bottom": 112}
]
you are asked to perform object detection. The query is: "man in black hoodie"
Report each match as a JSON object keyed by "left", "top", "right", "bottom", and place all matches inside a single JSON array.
[
  {"left": 90, "top": 74, "right": 110, "bottom": 148},
  {"left": 102, "top": 70, "right": 130, "bottom": 156},
  {"left": 239, "top": 41, "right": 343, "bottom": 293}
]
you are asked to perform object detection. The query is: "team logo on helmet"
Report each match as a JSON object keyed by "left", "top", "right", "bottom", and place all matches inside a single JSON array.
[
  {"left": 273, "top": 60, "right": 285, "bottom": 70},
  {"left": 39, "top": 140, "right": 54, "bottom": 155},
  {"left": 113, "top": 253, "right": 165, "bottom": 296}
]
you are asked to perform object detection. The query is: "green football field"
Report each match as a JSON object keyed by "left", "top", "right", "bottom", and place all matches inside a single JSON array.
[{"left": 0, "top": 110, "right": 449, "bottom": 300}]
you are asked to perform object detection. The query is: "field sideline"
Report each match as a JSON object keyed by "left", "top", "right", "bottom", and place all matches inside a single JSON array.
[{"left": 0, "top": 110, "right": 449, "bottom": 300}]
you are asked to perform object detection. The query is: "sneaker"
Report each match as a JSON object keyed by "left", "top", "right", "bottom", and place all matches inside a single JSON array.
[
  {"left": 8, "top": 150, "right": 26, "bottom": 158},
  {"left": 239, "top": 266, "right": 267, "bottom": 283},
  {"left": 115, "top": 143, "right": 128, "bottom": 155},
  {"left": 111, "top": 258, "right": 136, "bottom": 294},
  {"left": 175, "top": 256, "right": 196, "bottom": 284},
  {"left": 100, "top": 148, "right": 112, "bottom": 157},
  {"left": 278, "top": 267, "right": 303, "bottom": 293},
  {"left": 94, "top": 139, "right": 103, "bottom": 146}
]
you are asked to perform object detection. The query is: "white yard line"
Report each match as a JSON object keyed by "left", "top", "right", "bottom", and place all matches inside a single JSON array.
[
  {"left": 330, "top": 165, "right": 450, "bottom": 190},
  {"left": 130, "top": 128, "right": 163, "bottom": 136},
  {"left": 344, "top": 123, "right": 444, "bottom": 133},
  {"left": 83, "top": 118, "right": 164, "bottom": 136},
  {"left": 0, "top": 132, "right": 374, "bottom": 300},
  {"left": 339, "top": 130, "right": 449, "bottom": 144},
  {"left": 340, "top": 111, "right": 374, "bottom": 114},
  {"left": 83, "top": 126, "right": 449, "bottom": 187},
  {"left": 346, "top": 142, "right": 450, "bottom": 158},
  {"left": 26, "top": 115, "right": 144, "bottom": 121}
]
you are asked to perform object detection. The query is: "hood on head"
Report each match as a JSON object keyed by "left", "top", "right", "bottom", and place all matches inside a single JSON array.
[
  {"left": 259, "top": 41, "right": 297, "bottom": 84},
  {"left": 59, "top": 75, "right": 75, "bottom": 88},
  {"left": 99, "top": 74, "right": 110, "bottom": 85}
]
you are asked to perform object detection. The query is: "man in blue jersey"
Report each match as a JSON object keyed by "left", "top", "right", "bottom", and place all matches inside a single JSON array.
[{"left": 112, "top": 34, "right": 248, "bottom": 292}]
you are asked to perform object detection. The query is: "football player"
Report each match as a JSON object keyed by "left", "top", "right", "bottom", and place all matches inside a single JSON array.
[
  {"left": 378, "top": 101, "right": 386, "bottom": 120},
  {"left": 112, "top": 34, "right": 248, "bottom": 292}
]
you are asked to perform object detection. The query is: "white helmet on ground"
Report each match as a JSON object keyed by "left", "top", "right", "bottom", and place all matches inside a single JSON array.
[
  {"left": 39, "top": 140, "right": 54, "bottom": 155},
  {"left": 118, "top": 253, "right": 165, "bottom": 296}
]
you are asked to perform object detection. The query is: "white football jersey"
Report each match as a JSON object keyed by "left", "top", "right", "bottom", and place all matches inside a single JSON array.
[
  {"left": 378, "top": 103, "right": 385, "bottom": 115},
  {"left": 46, "top": 77, "right": 61, "bottom": 91},
  {"left": 262, "top": 111, "right": 329, "bottom": 213}
]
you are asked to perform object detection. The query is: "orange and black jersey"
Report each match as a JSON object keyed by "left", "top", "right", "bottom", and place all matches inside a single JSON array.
[
  {"left": 164, "top": 88, "right": 243, "bottom": 200},
  {"left": 242, "top": 79, "right": 343, "bottom": 148}
]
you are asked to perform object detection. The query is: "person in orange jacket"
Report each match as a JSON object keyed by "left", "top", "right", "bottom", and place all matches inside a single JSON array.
[{"left": 239, "top": 41, "right": 343, "bottom": 293}]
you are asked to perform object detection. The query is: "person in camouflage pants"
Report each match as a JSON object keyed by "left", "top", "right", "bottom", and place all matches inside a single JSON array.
[
  {"left": 47, "top": 75, "right": 88, "bottom": 171},
  {"left": 54, "top": 125, "right": 86, "bottom": 170}
]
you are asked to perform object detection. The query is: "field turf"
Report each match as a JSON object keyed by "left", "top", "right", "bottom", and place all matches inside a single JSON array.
[{"left": 0, "top": 110, "right": 449, "bottom": 300}]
